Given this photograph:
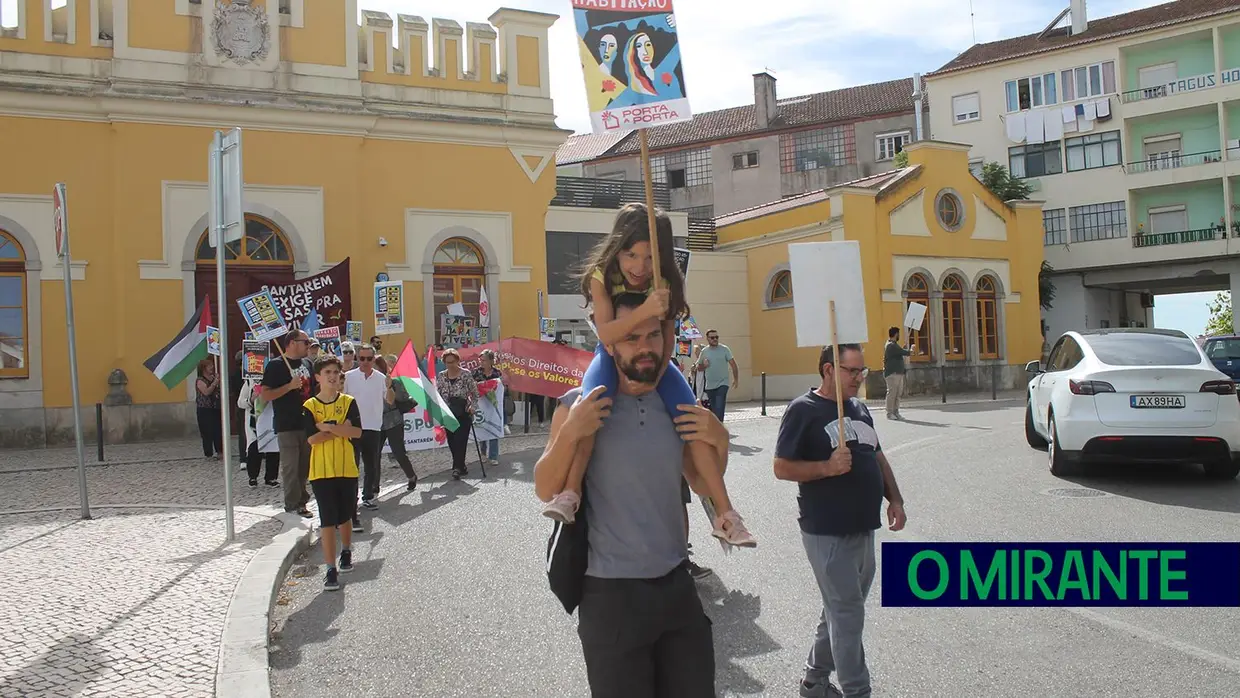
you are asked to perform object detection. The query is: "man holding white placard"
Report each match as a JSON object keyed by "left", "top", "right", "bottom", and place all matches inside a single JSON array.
[
  {"left": 774, "top": 344, "right": 907, "bottom": 698},
  {"left": 882, "top": 327, "right": 912, "bottom": 420}
]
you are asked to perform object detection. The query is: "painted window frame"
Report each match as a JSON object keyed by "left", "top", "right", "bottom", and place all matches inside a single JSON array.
[
  {"left": 1043, "top": 208, "right": 1068, "bottom": 246},
  {"left": 941, "top": 274, "right": 966, "bottom": 361},
  {"left": 1142, "top": 133, "right": 1183, "bottom": 169},
  {"left": 650, "top": 148, "right": 713, "bottom": 189},
  {"left": 779, "top": 125, "right": 857, "bottom": 173},
  {"left": 976, "top": 276, "right": 1000, "bottom": 360},
  {"left": 905, "top": 273, "right": 932, "bottom": 363},
  {"left": 876, "top": 131, "right": 911, "bottom": 162},
  {"left": 935, "top": 189, "right": 965, "bottom": 232},
  {"left": 1009, "top": 140, "right": 1063, "bottom": 179},
  {"left": 732, "top": 151, "right": 759, "bottom": 170},
  {"left": 1005, "top": 72, "right": 1059, "bottom": 113},
  {"left": 0, "top": 230, "right": 28, "bottom": 379},
  {"left": 766, "top": 269, "right": 793, "bottom": 309},
  {"left": 1065, "top": 130, "right": 1122, "bottom": 172},
  {"left": 432, "top": 237, "right": 486, "bottom": 344},
  {"left": 1147, "top": 204, "right": 1189, "bottom": 234},
  {"left": 1068, "top": 201, "right": 1128, "bottom": 243},
  {"left": 952, "top": 92, "right": 981, "bottom": 123},
  {"left": 1059, "top": 61, "right": 1116, "bottom": 102}
]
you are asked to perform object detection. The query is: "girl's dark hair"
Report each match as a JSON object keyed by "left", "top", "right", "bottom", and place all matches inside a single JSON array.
[{"left": 574, "top": 202, "right": 689, "bottom": 320}]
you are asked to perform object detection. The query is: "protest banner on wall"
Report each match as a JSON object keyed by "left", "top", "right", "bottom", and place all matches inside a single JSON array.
[
  {"left": 206, "top": 326, "right": 222, "bottom": 356},
  {"left": 241, "top": 340, "right": 268, "bottom": 378},
  {"left": 345, "top": 320, "right": 363, "bottom": 343},
  {"left": 260, "top": 258, "right": 352, "bottom": 327},
  {"left": 236, "top": 289, "right": 288, "bottom": 342},
  {"left": 374, "top": 281, "right": 404, "bottom": 335},
  {"left": 574, "top": 0, "right": 692, "bottom": 134},
  {"left": 384, "top": 381, "right": 506, "bottom": 454}
]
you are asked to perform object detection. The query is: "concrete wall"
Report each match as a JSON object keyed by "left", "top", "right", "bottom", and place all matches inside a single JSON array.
[{"left": 683, "top": 251, "right": 754, "bottom": 401}]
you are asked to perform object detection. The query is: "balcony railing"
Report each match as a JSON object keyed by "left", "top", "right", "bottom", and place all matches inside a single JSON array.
[
  {"left": 1120, "top": 72, "right": 1218, "bottom": 104},
  {"left": 552, "top": 177, "right": 671, "bottom": 210},
  {"left": 686, "top": 217, "right": 717, "bottom": 251},
  {"left": 1132, "top": 225, "right": 1226, "bottom": 248},
  {"left": 1124, "top": 149, "right": 1222, "bottom": 174}
]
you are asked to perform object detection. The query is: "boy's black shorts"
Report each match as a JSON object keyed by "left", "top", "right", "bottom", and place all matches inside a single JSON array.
[{"left": 310, "top": 476, "right": 357, "bottom": 528}]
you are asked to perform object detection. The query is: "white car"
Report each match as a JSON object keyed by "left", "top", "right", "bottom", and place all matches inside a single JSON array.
[{"left": 1024, "top": 328, "right": 1240, "bottom": 479}]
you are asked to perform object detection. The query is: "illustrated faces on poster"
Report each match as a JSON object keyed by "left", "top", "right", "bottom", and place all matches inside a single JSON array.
[
  {"left": 599, "top": 34, "right": 617, "bottom": 64},
  {"left": 634, "top": 33, "right": 655, "bottom": 66}
]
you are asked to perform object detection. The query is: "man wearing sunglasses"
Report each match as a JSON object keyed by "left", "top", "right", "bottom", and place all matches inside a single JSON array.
[
  {"left": 261, "top": 329, "right": 316, "bottom": 518},
  {"left": 344, "top": 343, "right": 388, "bottom": 512},
  {"left": 773, "top": 344, "right": 907, "bottom": 698}
]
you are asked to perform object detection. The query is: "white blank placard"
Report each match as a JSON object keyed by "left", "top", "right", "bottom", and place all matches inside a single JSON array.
[
  {"left": 788, "top": 241, "right": 869, "bottom": 347},
  {"left": 904, "top": 302, "right": 927, "bottom": 331}
]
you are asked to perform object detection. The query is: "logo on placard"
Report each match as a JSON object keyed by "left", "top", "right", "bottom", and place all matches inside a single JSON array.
[
  {"left": 213, "top": 0, "right": 270, "bottom": 65},
  {"left": 601, "top": 111, "right": 621, "bottom": 130}
]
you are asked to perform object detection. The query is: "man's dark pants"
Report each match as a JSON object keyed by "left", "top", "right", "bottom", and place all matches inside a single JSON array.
[
  {"left": 276, "top": 431, "right": 310, "bottom": 512},
  {"left": 358, "top": 430, "right": 382, "bottom": 501},
  {"left": 704, "top": 385, "right": 729, "bottom": 422},
  {"left": 577, "top": 563, "right": 715, "bottom": 697}
]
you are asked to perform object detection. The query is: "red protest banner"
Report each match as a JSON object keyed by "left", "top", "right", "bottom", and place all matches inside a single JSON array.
[{"left": 456, "top": 338, "right": 594, "bottom": 398}]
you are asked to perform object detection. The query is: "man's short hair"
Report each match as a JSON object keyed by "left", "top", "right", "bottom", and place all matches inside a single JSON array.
[
  {"left": 706, "top": 328, "right": 718, "bottom": 336},
  {"left": 284, "top": 329, "right": 308, "bottom": 347},
  {"left": 340, "top": 341, "right": 355, "bottom": 354},
  {"left": 888, "top": 326, "right": 900, "bottom": 339},
  {"left": 818, "top": 344, "right": 864, "bottom": 377},
  {"left": 314, "top": 355, "right": 342, "bottom": 375},
  {"left": 357, "top": 343, "right": 376, "bottom": 356},
  {"left": 612, "top": 292, "right": 648, "bottom": 315}
]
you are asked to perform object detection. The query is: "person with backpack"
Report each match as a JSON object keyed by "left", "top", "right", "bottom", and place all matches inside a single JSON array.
[{"left": 380, "top": 354, "right": 419, "bottom": 491}]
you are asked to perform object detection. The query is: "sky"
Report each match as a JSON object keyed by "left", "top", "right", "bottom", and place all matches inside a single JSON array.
[{"left": 1154, "top": 292, "right": 1218, "bottom": 337}]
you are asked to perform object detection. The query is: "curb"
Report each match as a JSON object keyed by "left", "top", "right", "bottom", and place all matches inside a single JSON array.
[{"left": 215, "top": 510, "right": 314, "bottom": 698}]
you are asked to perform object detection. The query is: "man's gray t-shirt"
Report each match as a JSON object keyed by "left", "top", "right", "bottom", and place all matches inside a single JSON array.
[{"left": 560, "top": 387, "right": 687, "bottom": 579}]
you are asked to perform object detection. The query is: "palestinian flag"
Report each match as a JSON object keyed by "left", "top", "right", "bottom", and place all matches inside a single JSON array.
[
  {"left": 391, "top": 340, "right": 461, "bottom": 432},
  {"left": 144, "top": 296, "right": 212, "bottom": 389}
]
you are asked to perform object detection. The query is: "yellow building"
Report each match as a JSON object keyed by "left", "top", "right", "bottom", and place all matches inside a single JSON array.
[
  {"left": 0, "top": 0, "right": 566, "bottom": 446},
  {"left": 684, "top": 140, "right": 1046, "bottom": 400}
]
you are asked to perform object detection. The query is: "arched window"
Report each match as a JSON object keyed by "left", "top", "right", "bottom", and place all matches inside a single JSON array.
[
  {"left": 195, "top": 215, "right": 292, "bottom": 264},
  {"left": 905, "top": 273, "right": 931, "bottom": 362},
  {"left": 942, "top": 274, "right": 966, "bottom": 360},
  {"left": 768, "top": 269, "right": 792, "bottom": 306},
  {"left": 0, "top": 230, "right": 28, "bottom": 378},
  {"left": 433, "top": 238, "right": 486, "bottom": 344},
  {"left": 977, "top": 276, "right": 1000, "bottom": 359}
]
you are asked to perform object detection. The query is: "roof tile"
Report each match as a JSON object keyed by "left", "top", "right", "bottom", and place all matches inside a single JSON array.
[{"left": 933, "top": 0, "right": 1240, "bottom": 74}]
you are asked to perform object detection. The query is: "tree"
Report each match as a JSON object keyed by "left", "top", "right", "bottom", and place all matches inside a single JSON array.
[
  {"left": 972, "top": 162, "right": 1053, "bottom": 309},
  {"left": 1206, "top": 291, "right": 1234, "bottom": 336},
  {"left": 893, "top": 150, "right": 909, "bottom": 168}
]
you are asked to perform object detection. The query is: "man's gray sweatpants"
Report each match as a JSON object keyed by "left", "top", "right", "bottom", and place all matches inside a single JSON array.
[{"left": 801, "top": 530, "right": 877, "bottom": 698}]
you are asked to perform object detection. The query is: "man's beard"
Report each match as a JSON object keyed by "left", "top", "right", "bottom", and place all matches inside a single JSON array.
[{"left": 619, "top": 350, "right": 662, "bottom": 384}]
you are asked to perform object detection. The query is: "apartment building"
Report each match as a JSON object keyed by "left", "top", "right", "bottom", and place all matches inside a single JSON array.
[
  {"left": 927, "top": 0, "right": 1240, "bottom": 341},
  {"left": 558, "top": 72, "right": 929, "bottom": 248}
]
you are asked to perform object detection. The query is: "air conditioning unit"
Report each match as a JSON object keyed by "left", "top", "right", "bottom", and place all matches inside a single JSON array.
[
  {"left": 1140, "top": 293, "right": 1155, "bottom": 309},
  {"left": 1228, "top": 139, "right": 1240, "bottom": 151}
]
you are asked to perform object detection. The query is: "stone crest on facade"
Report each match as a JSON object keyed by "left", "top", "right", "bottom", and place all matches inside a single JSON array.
[{"left": 212, "top": 0, "right": 270, "bottom": 65}]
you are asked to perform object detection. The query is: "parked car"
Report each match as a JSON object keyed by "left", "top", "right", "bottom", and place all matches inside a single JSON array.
[
  {"left": 1024, "top": 328, "right": 1240, "bottom": 479},
  {"left": 1201, "top": 335, "right": 1240, "bottom": 381}
]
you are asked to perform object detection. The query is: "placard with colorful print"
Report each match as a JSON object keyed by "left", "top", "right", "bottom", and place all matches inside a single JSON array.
[
  {"left": 236, "top": 289, "right": 288, "bottom": 342},
  {"left": 374, "top": 281, "right": 404, "bottom": 335}
]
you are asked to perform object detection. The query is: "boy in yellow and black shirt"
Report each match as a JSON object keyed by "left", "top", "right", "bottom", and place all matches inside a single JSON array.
[{"left": 303, "top": 355, "right": 362, "bottom": 592}]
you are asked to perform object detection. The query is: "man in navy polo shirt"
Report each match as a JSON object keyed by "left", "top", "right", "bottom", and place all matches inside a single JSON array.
[{"left": 774, "top": 343, "right": 908, "bottom": 698}]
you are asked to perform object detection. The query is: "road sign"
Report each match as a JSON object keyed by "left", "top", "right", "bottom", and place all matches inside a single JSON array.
[
  {"left": 53, "top": 183, "right": 67, "bottom": 259},
  {"left": 207, "top": 128, "right": 245, "bottom": 248}
]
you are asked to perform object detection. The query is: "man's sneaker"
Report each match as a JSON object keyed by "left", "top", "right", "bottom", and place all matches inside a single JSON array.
[
  {"left": 362, "top": 499, "right": 378, "bottom": 511},
  {"left": 407, "top": 476, "right": 418, "bottom": 491},
  {"left": 248, "top": 478, "right": 258, "bottom": 488},
  {"left": 687, "top": 560, "right": 714, "bottom": 580},
  {"left": 541, "top": 491, "right": 581, "bottom": 524},
  {"left": 339, "top": 549, "right": 354, "bottom": 573},
  {"left": 800, "top": 679, "right": 843, "bottom": 698},
  {"left": 351, "top": 517, "right": 363, "bottom": 533},
  {"left": 323, "top": 567, "right": 340, "bottom": 592},
  {"left": 712, "top": 510, "right": 758, "bottom": 548},
  {"left": 265, "top": 480, "right": 279, "bottom": 488},
  {"left": 297, "top": 508, "right": 312, "bottom": 519}
]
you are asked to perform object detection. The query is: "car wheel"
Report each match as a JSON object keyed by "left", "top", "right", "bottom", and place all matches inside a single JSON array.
[
  {"left": 1203, "top": 459, "right": 1240, "bottom": 480},
  {"left": 1048, "top": 414, "right": 1079, "bottom": 477},
  {"left": 1025, "top": 398, "right": 1047, "bottom": 450}
]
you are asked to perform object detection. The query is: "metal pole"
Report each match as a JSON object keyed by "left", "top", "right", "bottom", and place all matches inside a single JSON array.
[
  {"left": 213, "top": 132, "right": 236, "bottom": 543},
  {"left": 760, "top": 372, "right": 767, "bottom": 416},
  {"left": 940, "top": 365, "right": 947, "bottom": 404},
  {"left": 57, "top": 183, "right": 91, "bottom": 520},
  {"left": 95, "top": 403, "right": 103, "bottom": 462},
  {"left": 991, "top": 363, "right": 998, "bottom": 401},
  {"left": 523, "top": 396, "right": 531, "bottom": 434}
]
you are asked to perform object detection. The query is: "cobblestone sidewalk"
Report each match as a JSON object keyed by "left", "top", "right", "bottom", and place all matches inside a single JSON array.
[{"left": 0, "top": 429, "right": 554, "bottom": 697}]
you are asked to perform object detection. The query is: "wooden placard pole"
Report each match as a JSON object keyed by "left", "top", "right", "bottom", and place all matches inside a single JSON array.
[
  {"left": 270, "top": 335, "right": 294, "bottom": 372},
  {"left": 638, "top": 129, "right": 664, "bottom": 292},
  {"left": 829, "top": 299, "right": 846, "bottom": 447}
]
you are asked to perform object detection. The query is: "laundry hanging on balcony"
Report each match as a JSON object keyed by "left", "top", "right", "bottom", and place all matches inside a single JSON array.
[
  {"left": 1044, "top": 110, "right": 1064, "bottom": 141},
  {"left": 1061, "top": 106, "right": 1078, "bottom": 133},
  {"left": 1095, "top": 97, "right": 1112, "bottom": 121},
  {"left": 1005, "top": 111, "right": 1026, "bottom": 143},
  {"left": 1026, "top": 109, "right": 1046, "bottom": 144}
]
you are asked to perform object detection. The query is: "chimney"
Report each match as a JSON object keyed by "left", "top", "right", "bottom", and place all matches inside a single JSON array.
[
  {"left": 754, "top": 72, "right": 777, "bottom": 129},
  {"left": 912, "top": 72, "right": 924, "bottom": 142},
  {"left": 1070, "top": 0, "right": 1087, "bottom": 35}
]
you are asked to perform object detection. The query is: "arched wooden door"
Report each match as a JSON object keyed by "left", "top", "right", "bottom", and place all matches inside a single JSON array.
[
  {"left": 431, "top": 238, "right": 486, "bottom": 345},
  {"left": 194, "top": 216, "right": 295, "bottom": 432}
]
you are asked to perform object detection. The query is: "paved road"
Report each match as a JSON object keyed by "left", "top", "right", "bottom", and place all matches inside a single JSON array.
[{"left": 268, "top": 399, "right": 1240, "bottom": 697}]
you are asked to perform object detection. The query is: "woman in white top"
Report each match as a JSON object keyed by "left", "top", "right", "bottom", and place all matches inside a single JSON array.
[{"left": 238, "top": 375, "right": 279, "bottom": 488}]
